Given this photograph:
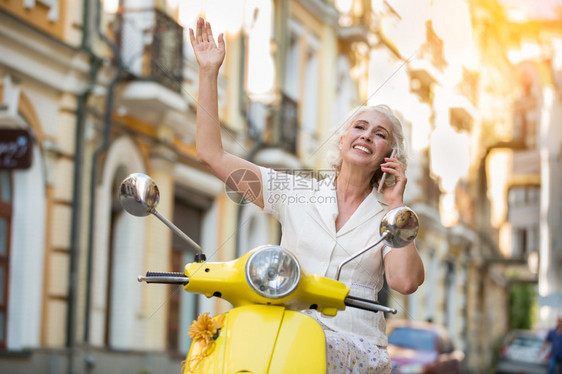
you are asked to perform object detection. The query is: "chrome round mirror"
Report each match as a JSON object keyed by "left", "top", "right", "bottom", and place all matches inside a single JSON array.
[
  {"left": 335, "top": 205, "right": 420, "bottom": 281},
  {"left": 119, "top": 173, "right": 160, "bottom": 217},
  {"left": 380, "top": 206, "right": 419, "bottom": 248}
]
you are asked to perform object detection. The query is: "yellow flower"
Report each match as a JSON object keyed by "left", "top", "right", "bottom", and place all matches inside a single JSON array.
[
  {"left": 188, "top": 313, "right": 222, "bottom": 343},
  {"left": 183, "top": 313, "right": 226, "bottom": 374}
]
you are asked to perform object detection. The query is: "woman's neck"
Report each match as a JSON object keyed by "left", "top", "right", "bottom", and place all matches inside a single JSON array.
[{"left": 336, "top": 164, "right": 373, "bottom": 202}]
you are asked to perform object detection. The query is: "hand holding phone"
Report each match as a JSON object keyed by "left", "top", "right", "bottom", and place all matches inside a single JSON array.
[{"left": 377, "top": 148, "right": 397, "bottom": 193}]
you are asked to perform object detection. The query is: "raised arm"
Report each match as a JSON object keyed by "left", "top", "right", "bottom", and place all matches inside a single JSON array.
[
  {"left": 190, "top": 18, "right": 264, "bottom": 208},
  {"left": 379, "top": 154, "right": 425, "bottom": 294}
]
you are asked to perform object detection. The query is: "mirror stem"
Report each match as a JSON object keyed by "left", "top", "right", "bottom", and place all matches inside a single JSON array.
[
  {"left": 152, "top": 210, "right": 206, "bottom": 262},
  {"left": 335, "top": 231, "right": 390, "bottom": 281}
]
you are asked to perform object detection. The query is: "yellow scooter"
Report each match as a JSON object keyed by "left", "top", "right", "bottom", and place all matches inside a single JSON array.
[{"left": 119, "top": 173, "right": 420, "bottom": 374}]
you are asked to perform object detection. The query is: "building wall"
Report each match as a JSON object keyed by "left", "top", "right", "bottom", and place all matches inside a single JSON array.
[{"left": 0, "top": 1, "right": 90, "bottom": 354}]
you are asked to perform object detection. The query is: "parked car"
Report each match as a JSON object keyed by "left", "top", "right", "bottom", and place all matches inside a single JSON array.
[
  {"left": 495, "top": 329, "right": 549, "bottom": 374},
  {"left": 387, "top": 319, "right": 465, "bottom": 374}
]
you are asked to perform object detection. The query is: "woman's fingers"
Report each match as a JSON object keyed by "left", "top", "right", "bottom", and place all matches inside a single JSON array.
[
  {"left": 381, "top": 158, "right": 403, "bottom": 177},
  {"left": 191, "top": 18, "right": 222, "bottom": 48},
  {"left": 206, "top": 21, "right": 214, "bottom": 42},
  {"left": 190, "top": 18, "right": 207, "bottom": 45},
  {"left": 189, "top": 27, "right": 196, "bottom": 45},
  {"left": 195, "top": 17, "right": 202, "bottom": 42},
  {"left": 189, "top": 18, "right": 225, "bottom": 72},
  {"left": 217, "top": 33, "right": 225, "bottom": 52},
  {"left": 201, "top": 19, "right": 208, "bottom": 41},
  {"left": 189, "top": 19, "right": 202, "bottom": 46}
]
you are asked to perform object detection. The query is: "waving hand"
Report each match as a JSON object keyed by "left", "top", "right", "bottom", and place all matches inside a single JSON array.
[{"left": 189, "top": 18, "right": 225, "bottom": 74}]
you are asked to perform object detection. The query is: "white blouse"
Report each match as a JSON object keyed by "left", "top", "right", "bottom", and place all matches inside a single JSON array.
[{"left": 260, "top": 167, "right": 393, "bottom": 346}]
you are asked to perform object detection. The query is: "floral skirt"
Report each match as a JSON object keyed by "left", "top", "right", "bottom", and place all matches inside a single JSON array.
[{"left": 304, "top": 311, "right": 392, "bottom": 373}]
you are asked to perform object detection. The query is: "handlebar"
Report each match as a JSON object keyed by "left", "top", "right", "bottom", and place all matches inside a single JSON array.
[
  {"left": 344, "top": 295, "right": 397, "bottom": 314},
  {"left": 137, "top": 272, "right": 396, "bottom": 314},
  {"left": 137, "top": 271, "right": 189, "bottom": 285}
]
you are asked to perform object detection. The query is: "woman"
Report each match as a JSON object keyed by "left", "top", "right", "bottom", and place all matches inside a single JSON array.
[{"left": 190, "top": 18, "right": 424, "bottom": 373}]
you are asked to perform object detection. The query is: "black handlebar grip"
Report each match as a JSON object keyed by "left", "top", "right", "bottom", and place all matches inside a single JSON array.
[
  {"left": 344, "top": 295, "right": 397, "bottom": 314},
  {"left": 146, "top": 271, "right": 186, "bottom": 278}
]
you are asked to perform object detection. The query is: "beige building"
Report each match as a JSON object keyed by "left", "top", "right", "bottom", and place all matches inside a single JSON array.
[
  {"left": 1, "top": 0, "right": 560, "bottom": 373},
  {"left": 478, "top": 0, "right": 562, "bottom": 330}
]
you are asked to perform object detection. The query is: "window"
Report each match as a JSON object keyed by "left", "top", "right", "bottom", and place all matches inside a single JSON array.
[
  {"left": 168, "top": 191, "right": 210, "bottom": 353},
  {"left": 237, "top": 203, "right": 273, "bottom": 258},
  {"left": 284, "top": 22, "right": 302, "bottom": 101},
  {"left": 508, "top": 185, "right": 540, "bottom": 206},
  {"left": 507, "top": 185, "right": 540, "bottom": 259},
  {"left": 425, "top": 250, "right": 438, "bottom": 322},
  {"left": 302, "top": 35, "right": 319, "bottom": 135},
  {"left": 513, "top": 226, "right": 538, "bottom": 259},
  {"left": 282, "top": 17, "right": 322, "bottom": 156},
  {"left": 105, "top": 176, "right": 125, "bottom": 347},
  {"left": 0, "top": 171, "right": 12, "bottom": 349},
  {"left": 516, "top": 228, "right": 528, "bottom": 258}
]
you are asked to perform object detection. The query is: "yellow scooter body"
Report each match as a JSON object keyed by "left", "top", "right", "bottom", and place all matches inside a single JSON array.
[{"left": 185, "top": 305, "right": 326, "bottom": 374}]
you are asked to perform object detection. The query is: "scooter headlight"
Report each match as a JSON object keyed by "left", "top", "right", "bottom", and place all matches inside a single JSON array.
[{"left": 245, "top": 246, "right": 301, "bottom": 299}]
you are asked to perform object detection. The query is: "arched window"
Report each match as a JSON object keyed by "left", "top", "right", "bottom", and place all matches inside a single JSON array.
[
  {"left": 237, "top": 203, "right": 271, "bottom": 257},
  {"left": 5, "top": 140, "right": 46, "bottom": 351},
  {"left": 90, "top": 136, "right": 146, "bottom": 349}
]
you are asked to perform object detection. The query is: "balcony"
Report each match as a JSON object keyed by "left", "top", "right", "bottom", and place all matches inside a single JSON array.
[
  {"left": 335, "top": 0, "right": 377, "bottom": 45},
  {"left": 407, "top": 21, "right": 447, "bottom": 102},
  {"left": 337, "top": 12, "right": 372, "bottom": 44},
  {"left": 449, "top": 94, "right": 478, "bottom": 132},
  {"left": 246, "top": 94, "right": 301, "bottom": 168},
  {"left": 408, "top": 58, "right": 444, "bottom": 102},
  {"left": 115, "top": 8, "right": 183, "bottom": 93},
  {"left": 246, "top": 94, "right": 299, "bottom": 154},
  {"left": 113, "top": 8, "right": 189, "bottom": 131},
  {"left": 273, "top": 94, "right": 299, "bottom": 155}
]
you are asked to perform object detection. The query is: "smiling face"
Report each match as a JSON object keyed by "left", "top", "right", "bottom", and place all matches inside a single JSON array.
[{"left": 339, "top": 110, "right": 394, "bottom": 173}]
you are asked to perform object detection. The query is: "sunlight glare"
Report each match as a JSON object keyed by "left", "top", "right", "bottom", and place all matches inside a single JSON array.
[
  {"left": 430, "top": 125, "right": 470, "bottom": 192},
  {"left": 440, "top": 193, "right": 458, "bottom": 227},
  {"left": 499, "top": 223, "right": 512, "bottom": 257},
  {"left": 246, "top": 0, "right": 275, "bottom": 99},
  {"left": 507, "top": 42, "right": 544, "bottom": 64},
  {"left": 104, "top": 0, "right": 118, "bottom": 13},
  {"left": 486, "top": 150, "right": 511, "bottom": 228},
  {"left": 335, "top": 0, "right": 353, "bottom": 13},
  {"left": 401, "top": 96, "right": 431, "bottom": 151}
]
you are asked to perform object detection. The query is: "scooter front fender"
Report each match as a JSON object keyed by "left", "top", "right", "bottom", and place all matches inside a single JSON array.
[{"left": 185, "top": 305, "right": 326, "bottom": 374}]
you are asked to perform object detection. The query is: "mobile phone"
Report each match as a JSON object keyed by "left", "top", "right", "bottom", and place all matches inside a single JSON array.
[{"left": 377, "top": 148, "right": 397, "bottom": 193}]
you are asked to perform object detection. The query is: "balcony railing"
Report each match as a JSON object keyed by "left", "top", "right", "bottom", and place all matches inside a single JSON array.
[
  {"left": 275, "top": 94, "right": 299, "bottom": 154},
  {"left": 247, "top": 94, "right": 299, "bottom": 155},
  {"left": 115, "top": 8, "right": 183, "bottom": 92}
]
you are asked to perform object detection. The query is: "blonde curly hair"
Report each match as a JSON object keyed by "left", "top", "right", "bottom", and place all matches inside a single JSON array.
[{"left": 326, "top": 104, "right": 408, "bottom": 189}]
